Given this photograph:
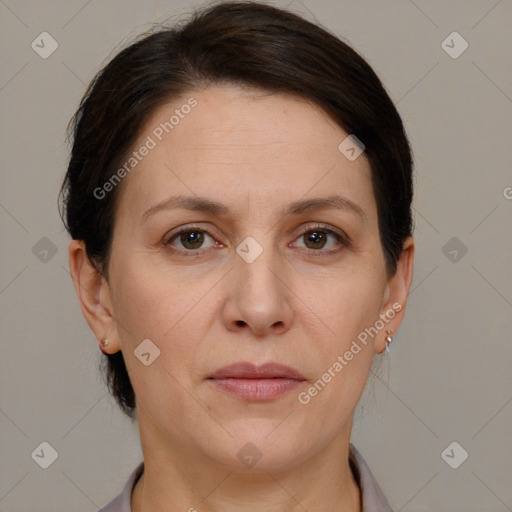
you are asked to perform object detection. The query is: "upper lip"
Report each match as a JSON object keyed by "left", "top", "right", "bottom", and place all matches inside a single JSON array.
[{"left": 209, "top": 362, "right": 306, "bottom": 380}]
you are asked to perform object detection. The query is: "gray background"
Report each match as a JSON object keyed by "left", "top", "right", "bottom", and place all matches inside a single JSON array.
[{"left": 1, "top": 0, "right": 511, "bottom": 510}]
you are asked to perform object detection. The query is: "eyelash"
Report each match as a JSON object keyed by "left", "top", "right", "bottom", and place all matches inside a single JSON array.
[{"left": 163, "top": 223, "right": 350, "bottom": 257}]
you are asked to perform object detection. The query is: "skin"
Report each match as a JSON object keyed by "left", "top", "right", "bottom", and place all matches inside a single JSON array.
[{"left": 69, "top": 84, "right": 414, "bottom": 512}]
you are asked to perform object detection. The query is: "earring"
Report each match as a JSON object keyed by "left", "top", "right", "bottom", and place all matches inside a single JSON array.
[
  {"left": 100, "top": 339, "right": 109, "bottom": 346},
  {"left": 385, "top": 330, "right": 393, "bottom": 354}
]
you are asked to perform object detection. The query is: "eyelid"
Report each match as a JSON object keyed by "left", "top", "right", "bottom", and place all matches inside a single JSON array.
[
  {"left": 296, "top": 222, "right": 350, "bottom": 243},
  {"left": 163, "top": 222, "right": 351, "bottom": 254},
  {"left": 163, "top": 223, "right": 217, "bottom": 246},
  {"left": 291, "top": 223, "right": 351, "bottom": 255}
]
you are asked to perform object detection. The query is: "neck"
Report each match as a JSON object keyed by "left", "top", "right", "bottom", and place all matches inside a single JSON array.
[{"left": 131, "top": 418, "right": 361, "bottom": 512}]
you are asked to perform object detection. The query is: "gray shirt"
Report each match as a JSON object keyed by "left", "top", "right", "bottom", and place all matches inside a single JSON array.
[{"left": 98, "top": 444, "right": 392, "bottom": 511}]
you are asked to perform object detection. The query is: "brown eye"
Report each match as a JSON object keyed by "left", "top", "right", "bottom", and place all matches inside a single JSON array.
[
  {"left": 292, "top": 224, "right": 349, "bottom": 256},
  {"left": 178, "top": 230, "right": 205, "bottom": 250},
  {"left": 164, "top": 227, "right": 217, "bottom": 253},
  {"left": 303, "top": 230, "right": 328, "bottom": 250}
]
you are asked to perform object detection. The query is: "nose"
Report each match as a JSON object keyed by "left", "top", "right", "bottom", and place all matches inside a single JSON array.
[{"left": 221, "top": 243, "right": 294, "bottom": 338}]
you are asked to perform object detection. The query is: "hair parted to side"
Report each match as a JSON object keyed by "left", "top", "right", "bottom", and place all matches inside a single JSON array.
[{"left": 59, "top": 0, "right": 414, "bottom": 419}]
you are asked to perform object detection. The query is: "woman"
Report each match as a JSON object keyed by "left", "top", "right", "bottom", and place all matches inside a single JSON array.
[{"left": 59, "top": 2, "right": 414, "bottom": 510}]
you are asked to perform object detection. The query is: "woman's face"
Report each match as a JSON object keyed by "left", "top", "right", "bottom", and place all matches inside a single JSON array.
[{"left": 84, "top": 84, "right": 412, "bottom": 471}]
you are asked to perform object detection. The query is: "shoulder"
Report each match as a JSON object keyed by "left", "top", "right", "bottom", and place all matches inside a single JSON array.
[
  {"left": 96, "top": 462, "right": 144, "bottom": 512},
  {"left": 349, "top": 443, "right": 393, "bottom": 512}
]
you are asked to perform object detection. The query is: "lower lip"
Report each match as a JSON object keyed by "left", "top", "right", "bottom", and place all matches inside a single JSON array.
[{"left": 208, "top": 378, "right": 303, "bottom": 401}]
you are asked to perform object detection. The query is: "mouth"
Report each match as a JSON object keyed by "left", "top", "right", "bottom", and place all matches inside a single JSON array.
[{"left": 207, "top": 362, "right": 306, "bottom": 401}]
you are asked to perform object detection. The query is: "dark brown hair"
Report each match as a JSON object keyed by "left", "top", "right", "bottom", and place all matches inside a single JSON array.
[{"left": 59, "top": 0, "right": 414, "bottom": 419}]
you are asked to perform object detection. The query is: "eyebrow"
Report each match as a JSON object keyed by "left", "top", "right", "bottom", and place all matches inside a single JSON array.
[{"left": 141, "top": 194, "right": 367, "bottom": 222}]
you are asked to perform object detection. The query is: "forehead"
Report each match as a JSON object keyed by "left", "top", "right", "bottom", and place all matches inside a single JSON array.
[{"left": 116, "top": 84, "right": 374, "bottom": 219}]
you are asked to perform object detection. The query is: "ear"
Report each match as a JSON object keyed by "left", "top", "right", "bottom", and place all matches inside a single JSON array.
[
  {"left": 68, "top": 239, "right": 121, "bottom": 354},
  {"left": 375, "top": 236, "right": 415, "bottom": 354}
]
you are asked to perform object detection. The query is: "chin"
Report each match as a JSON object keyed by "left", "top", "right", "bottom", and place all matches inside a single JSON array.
[{"left": 201, "top": 422, "right": 313, "bottom": 473}]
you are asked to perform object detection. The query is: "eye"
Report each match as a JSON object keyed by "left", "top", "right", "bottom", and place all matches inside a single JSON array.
[
  {"left": 163, "top": 223, "right": 349, "bottom": 257},
  {"left": 291, "top": 224, "right": 349, "bottom": 255},
  {"left": 163, "top": 226, "right": 219, "bottom": 254}
]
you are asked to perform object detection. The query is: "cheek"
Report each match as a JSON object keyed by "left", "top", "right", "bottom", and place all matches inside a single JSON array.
[
  {"left": 112, "top": 259, "right": 204, "bottom": 363},
  {"left": 292, "top": 262, "right": 384, "bottom": 409},
  {"left": 111, "top": 263, "right": 208, "bottom": 422},
  {"left": 295, "top": 278, "right": 380, "bottom": 428},
  {"left": 297, "top": 265, "right": 385, "bottom": 345}
]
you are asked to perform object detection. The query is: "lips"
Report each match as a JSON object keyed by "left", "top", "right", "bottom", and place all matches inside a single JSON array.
[
  {"left": 209, "top": 362, "right": 306, "bottom": 380},
  {"left": 207, "top": 362, "right": 306, "bottom": 401}
]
